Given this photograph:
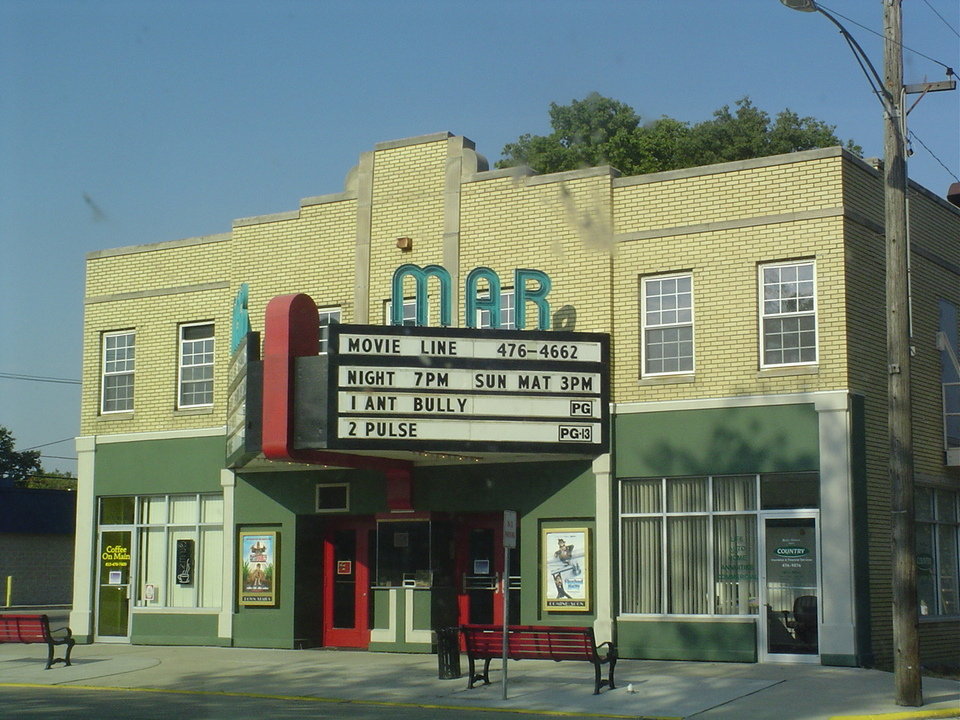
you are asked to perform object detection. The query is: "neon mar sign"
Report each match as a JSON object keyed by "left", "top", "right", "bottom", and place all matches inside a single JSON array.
[{"left": 391, "top": 264, "right": 551, "bottom": 329}]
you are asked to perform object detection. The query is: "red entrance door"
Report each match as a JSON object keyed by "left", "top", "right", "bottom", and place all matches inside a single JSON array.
[
  {"left": 322, "top": 519, "right": 374, "bottom": 648},
  {"left": 456, "top": 514, "right": 519, "bottom": 626}
]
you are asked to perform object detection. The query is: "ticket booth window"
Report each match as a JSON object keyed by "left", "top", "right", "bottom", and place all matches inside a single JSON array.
[{"left": 375, "top": 519, "right": 453, "bottom": 588}]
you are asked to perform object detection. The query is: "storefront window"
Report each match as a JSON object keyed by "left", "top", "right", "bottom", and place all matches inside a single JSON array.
[
  {"left": 620, "top": 473, "right": 816, "bottom": 616},
  {"left": 100, "top": 496, "right": 135, "bottom": 525},
  {"left": 96, "top": 493, "right": 224, "bottom": 610},
  {"left": 760, "top": 473, "right": 819, "bottom": 509}
]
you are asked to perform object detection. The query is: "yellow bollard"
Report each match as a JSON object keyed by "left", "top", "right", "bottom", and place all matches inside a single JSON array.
[{"left": 4, "top": 576, "right": 10, "bottom": 607}]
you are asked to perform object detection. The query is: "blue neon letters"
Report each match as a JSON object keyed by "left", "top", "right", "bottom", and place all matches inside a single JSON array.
[{"left": 392, "top": 264, "right": 551, "bottom": 330}]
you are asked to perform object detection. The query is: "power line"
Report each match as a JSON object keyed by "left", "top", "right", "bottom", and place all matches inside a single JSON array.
[
  {"left": 920, "top": 0, "right": 960, "bottom": 40},
  {"left": 25, "top": 438, "right": 76, "bottom": 450},
  {"left": 0, "top": 371, "right": 81, "bottom": 385},
  {"left": 819, "top": 2, "right": 957, "bottom": 72},
  {"left": 910, "top": 129, "right": 960, "bottom": 183},
  {"left": 40, "top": 454, "right": 78, "bottom": 462}
]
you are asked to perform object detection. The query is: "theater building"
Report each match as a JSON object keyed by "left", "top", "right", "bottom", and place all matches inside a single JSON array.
[{"left": 72, "top": 132, "right": 959, "bottom": 669}]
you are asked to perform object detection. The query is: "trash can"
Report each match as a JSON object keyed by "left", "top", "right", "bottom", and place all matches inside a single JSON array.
[{"left": 437, "top": 626, "right": 461, "bottom": 679}]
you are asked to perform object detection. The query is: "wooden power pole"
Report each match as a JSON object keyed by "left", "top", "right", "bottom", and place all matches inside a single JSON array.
[{"left": 884, "top": 0, "right": 922, "bottom": 707}]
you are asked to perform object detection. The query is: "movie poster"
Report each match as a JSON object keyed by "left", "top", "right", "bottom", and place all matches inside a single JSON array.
[
  {"left": 239, "top": 531, "right": 278, "bottom": 606},
  {"left": 542, "top": 528, "right": 590, "bottom": 612}
]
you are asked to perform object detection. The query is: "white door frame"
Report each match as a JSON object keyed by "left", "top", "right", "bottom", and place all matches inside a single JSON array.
[
  {"left": 93, "top": 526, "right": 136, "bottom": 643},
  {"left": 758, "top": 510, "right": 821, "bottom": 663}
]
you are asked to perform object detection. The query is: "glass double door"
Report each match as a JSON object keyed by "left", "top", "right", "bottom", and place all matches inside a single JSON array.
[{"left": 760, "top": 514, "right": 820, "bottom": 662}]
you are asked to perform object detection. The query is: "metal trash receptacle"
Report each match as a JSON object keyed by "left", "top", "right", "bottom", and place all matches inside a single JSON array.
[{"left": 437, "top": 626, "right": 461, "bottom": 679}]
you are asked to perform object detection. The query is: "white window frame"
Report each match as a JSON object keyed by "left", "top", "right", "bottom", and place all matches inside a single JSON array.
[
  {"left": 127, "top": 493, "right": 224, "bottom": 610},
  {"left": 641, "top": 273, "right": 694, "bottom": 376},
  {"left": 619, "top": 473, "right": 819, "bottom": 618},
  {"left": 178, "top": 322, "right": 215, "bottom": 409},
  {"left": 101, "top": 330, "right": 135, "bottom": 414},
  {"left": 938, "top": 300, "right": 960, "bottom": 463},
  {"left": 759, "top": 260, "right": 818, "bottom": 369},
  {"left": 384, "top": 298, "right": 419, "bottom": 326},
  {"left": 318, "top": 307, "right": 341, "bottom": 354},
  {"left": 476, "top": 289, "right": 516, "bottom": 330}
]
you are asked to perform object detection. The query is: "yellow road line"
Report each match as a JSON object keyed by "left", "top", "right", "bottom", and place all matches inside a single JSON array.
[
  {"left": 0, "top": 682, "right": 681, "bottom": 720},
  {"left": 829, "top": 709, "right": 960, "bottom": 720}
]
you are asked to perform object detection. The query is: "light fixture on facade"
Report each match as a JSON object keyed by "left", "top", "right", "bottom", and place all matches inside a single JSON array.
[{"left": 396, "top": 237, "right": 413, "bottom": 251}]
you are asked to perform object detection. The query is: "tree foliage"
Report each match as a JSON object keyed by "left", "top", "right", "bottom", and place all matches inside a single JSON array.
[
  {"left": 0, "top": 426, "right": 41, "bottom": 483},
  {"left": 0, "top": 425, "right": 75, "bottom": 490},
  {"left": 497, "top": 94, "right": 861, "bottom": 175}
]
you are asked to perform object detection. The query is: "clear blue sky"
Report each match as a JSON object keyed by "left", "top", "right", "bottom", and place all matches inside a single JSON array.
[{"left": 2, "top": 0, "right": 957, "bottom": 476}]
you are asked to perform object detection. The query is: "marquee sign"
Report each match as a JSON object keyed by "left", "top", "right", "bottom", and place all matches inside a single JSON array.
[
  {"left": 299, "top": 323, "right": 609, "bottom": 455},
  {"left": 226, "top": 330, "right": 262, "bottom": 468}
]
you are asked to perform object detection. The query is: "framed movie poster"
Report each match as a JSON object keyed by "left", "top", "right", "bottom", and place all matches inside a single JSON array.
[
  {"left": 239, "top": 531, "right": 278, "bottom": 606},
  {"left": 542, "top": 527, "right": 590, "bottom": 612}
]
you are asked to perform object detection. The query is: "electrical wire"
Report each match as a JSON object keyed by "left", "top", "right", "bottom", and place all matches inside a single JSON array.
[
  {"left": 920, "top": 0, "right": 960, "bottom": 40},
  {"left": 0, "top": 371, "right": 81, "bottom": 385},
  {"left": 909, "top": 130, "right": 960, "bottom": 183},
  {"left": 24, "top": 438, "right": 75, "bottom": 450},
  {"left": 819, "top": 2, "right": 957, "bottom": 72},
  {"left": 839, "top": 30, "right": 886, "bottom": 110}
]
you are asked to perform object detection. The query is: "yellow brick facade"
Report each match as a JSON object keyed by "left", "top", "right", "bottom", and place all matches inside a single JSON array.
[{"left": 81, "top": 133, "right": 959, "bottom": 473}]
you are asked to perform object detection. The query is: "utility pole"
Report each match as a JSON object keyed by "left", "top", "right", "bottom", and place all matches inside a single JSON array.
[
  {"left": 783, "top": 0, "right": 953, "bottom": 706},
  {"left": 883, "top": 0, "right": 921, "bottom": 707}
]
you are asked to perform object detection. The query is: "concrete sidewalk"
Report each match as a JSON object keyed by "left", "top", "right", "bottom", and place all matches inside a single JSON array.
[{"left": 0, "top": 642, "right": 957, "bottom": 720}]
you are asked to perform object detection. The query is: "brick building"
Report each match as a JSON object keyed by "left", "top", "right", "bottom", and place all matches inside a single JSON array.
[{"left": 72, "top": 132, "right": 959, "bottom": 668}]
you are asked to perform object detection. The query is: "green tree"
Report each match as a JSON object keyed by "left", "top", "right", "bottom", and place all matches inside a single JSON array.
[
  {"left": 0, "top": 426, "right": 75, "bottom": 490},
  {"left": 18, "top": 468, "right": 77, "bottom": 491},
  {"left": 497, "top": 94, "right": 861, "bottom": 175},
  {"left": 0, "top": 426, "right": 41, "bottom": 484}
]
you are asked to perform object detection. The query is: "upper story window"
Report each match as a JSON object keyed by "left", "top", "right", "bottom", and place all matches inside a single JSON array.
[
  {"left": 641, "top": 274, "right": 693, "bottom": 375},
  {"left": 385, "top": 299, "right": 418, "bottom": 326},
  {"left": 102, "top": 330, "right": 135, "bottom": 414},
  {"left": 916, "top": 486, "right": 959, "bottom": 618},
  {"left": 760, "top": 260, "right": 817, "bottom": 368},
  {"left": 318, "top": 308, "right": 341, "bottom": 354},
  {"left": 477, "top": 290, "right": 516, "bottom": 330},
  {"left": 179, "top": 323, "right": 214, "bottom": 408},
  {"left": 938, "top": 300, "right": 959, "bottom": 463}
]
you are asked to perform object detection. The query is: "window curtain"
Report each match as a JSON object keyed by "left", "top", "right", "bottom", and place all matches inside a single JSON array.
[
  {"left": 622, "top": 517, "right": 661, "bottom": 613},
  {"left": 667, "top": 516, "right": 708, "bottom": 614}
]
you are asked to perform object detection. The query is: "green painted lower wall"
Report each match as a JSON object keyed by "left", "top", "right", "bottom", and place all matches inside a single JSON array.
[
  {"left": 821, "top": 654, "right": 859, "bottom": 667},
  {"left": 617, "top": 619, "right": 757, "bottom": 662},
  {"left": 368, "top": 588, "right": 434, "bottom": 653},
  {"left": 368, "top": 641, "right": 433, "bottom": 652},
  {"left": 130, "top": 612, "right": 224, "bottom": 646}
]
